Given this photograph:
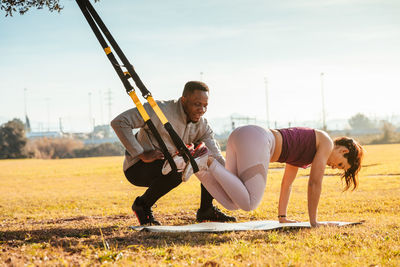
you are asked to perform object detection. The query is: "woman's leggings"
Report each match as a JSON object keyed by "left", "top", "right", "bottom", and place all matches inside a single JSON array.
[{"left": 195, "top": 125, "right": 275, "bottom": 211}]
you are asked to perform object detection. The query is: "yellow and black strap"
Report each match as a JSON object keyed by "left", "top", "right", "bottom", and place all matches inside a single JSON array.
[{"left": 76, "top": 0, "right": 199, "bottom": 173}]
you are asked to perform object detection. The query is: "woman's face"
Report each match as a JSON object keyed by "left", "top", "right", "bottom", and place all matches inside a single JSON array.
[{"left": 327, "top": 146, "right": 351, "bottom": 170}]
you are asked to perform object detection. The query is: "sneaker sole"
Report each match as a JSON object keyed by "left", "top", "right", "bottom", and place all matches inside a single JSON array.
[{"left": 182, "top": 154, "right": 208, "bottom": 182}]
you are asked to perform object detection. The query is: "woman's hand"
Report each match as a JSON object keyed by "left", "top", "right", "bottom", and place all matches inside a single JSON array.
[{"left": 279, "top": 217, "right": 300, "bottom": 223}]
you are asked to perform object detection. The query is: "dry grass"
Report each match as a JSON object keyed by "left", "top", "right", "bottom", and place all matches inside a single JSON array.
[{"left": 0, "top": 144, "right": 399, "bottom": 266}]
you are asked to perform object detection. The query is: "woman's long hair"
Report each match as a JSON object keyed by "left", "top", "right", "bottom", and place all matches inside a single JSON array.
[{"left": 334, "top": 137, "right": 364, "bottom": 191}]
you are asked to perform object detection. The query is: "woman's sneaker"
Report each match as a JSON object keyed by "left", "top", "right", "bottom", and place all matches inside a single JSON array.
[
  {"left": 161, "top": 155, "right": 186, "bottom": 175},
  {"left": 181, "top": 145, "right": 209, "bottom": 182},
  {"left": 161, "top": 144, "right": 195, "bottom": 175}
]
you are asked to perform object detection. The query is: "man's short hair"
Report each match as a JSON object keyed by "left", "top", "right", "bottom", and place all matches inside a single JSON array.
[{"left": 182, "top": 81, "right": 209, "bottom": 97}]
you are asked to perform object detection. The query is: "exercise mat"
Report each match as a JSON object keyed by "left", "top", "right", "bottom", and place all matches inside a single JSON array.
[{"left": 130, "top": 220, "right": 363, "bottom": 233}]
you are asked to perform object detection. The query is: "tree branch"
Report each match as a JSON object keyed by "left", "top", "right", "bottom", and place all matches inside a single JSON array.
[{"left": 1, "top": 0, "right": 100, "bottom": 17}]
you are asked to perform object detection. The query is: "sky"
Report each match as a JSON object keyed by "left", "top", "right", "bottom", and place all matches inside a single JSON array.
[{"left": 1, "top": 0, "right": 399, "bottom": 133}]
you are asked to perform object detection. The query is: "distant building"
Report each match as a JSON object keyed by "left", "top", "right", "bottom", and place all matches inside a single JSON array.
[{"left": 27, "top": 131, "right": 63, "bottom": 139}]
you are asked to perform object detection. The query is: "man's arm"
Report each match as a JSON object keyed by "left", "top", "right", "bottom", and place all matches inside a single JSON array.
[
  {"left": 278, "top": 164, "right": 299, "bottom": 223},
  {"left": 199, "top": 123, "right": 225, "bottom": 166},
  {"left": 110, "top": 107, "right": 147, "bottom": 159}
]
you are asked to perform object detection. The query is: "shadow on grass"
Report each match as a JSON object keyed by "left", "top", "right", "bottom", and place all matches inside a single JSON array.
[{"left": 0, "top": 216, "right": 304, "bottom": 252}]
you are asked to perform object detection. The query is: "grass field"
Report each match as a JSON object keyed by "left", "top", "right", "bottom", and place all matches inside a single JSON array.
[{"left": 0, "top": 144, "right": 399, "bottom": 266}]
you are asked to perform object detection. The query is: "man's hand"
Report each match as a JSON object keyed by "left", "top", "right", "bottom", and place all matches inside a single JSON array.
[
  {"left": 138, "top": 150, "right": 164, "bottom": 163},
  {"left": 279, "top": 217, "right": 300, "bottom": 223}
]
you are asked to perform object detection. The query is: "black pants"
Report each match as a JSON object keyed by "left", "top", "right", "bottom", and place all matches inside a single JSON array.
[{"left": 124, "top": 159, "right": 214, "bottom": 209}]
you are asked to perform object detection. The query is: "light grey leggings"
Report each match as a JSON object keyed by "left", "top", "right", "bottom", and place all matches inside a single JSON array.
[{"left": 196, "top": 125, "right": 275, "bottom": 211}]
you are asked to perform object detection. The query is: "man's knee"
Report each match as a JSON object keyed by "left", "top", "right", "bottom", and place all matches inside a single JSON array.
[
  {"left": 124, "top": 160, "right": 164, "bottom": 187},
  {"left": 125, "top": 173, "right": 149, "bottom": 187},
  {"left": 165, "top": 171, "right": 183, "bottom": 187},
  {"left": 126, "top": 170, "right": 182, "bottom": 188}
]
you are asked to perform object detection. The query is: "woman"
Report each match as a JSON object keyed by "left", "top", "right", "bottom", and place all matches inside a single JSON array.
[{"left": 181, "top": 125, "right": 364, "bottom": 227}]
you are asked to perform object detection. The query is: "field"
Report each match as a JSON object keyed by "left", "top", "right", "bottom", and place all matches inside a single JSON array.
[{"left": 0, "top": 144, "right": 399, "bottom": 266}]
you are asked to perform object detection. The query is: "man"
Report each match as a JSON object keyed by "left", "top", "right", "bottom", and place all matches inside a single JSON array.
[{"left": 111, "top": 81, "right": 236, "bottom": 225}]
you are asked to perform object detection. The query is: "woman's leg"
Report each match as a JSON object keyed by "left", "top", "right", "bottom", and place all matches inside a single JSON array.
[
  {"left": 195, "top": 171, "right": 239, "bottom": 210},
  {"left": 208, "top": 160, "right": 267, "bottom": 211},
  {"left": 196, "top": 125, "right": 275, "bottom": 211},
  {"left": 193, "top": 134, "right": 243, "bottom": 211}
]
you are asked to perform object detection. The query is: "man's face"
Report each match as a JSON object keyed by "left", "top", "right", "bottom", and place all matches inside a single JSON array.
[{"left": 181, "top": 90, "right": 209, "bottom": 123}]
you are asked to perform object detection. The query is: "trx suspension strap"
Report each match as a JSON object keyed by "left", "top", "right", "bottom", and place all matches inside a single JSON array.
[{"left": 76, "top": 0, "right": 199, "bottom": 173}]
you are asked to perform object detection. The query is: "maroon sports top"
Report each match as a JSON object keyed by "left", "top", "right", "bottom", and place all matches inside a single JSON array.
[{"left": 277, "top": 127, "right": 317, "bottom": 168}]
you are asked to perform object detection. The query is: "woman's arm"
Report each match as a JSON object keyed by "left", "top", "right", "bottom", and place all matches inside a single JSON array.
[
  {"left": 308, "top": 133, "right": 333, "bottom": 226},
  {"left": 278, "top": 164, "right": 299, "bottom": 223}
]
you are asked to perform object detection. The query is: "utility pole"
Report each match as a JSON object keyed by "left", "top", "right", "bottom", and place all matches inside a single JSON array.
[
  {"left": 23, "top": 88, "right": 27, "bottom": 118},
  {"left": 89, "top": 92, "right": 94, "bottom": 141},
  {"left": 45, "top": 98, "right": 50, "bottom": 132},
  {"left": 59, "top": 117, "right": 63, "bottom": 133},
  {"left": 320, "top": 72, "right": 327, "bottom": 131},
  {"left": 99, "top": 89, "right": 104, "bottom": 126},
  {"left": 264, "top": 77, "right": 270, "bottom": 129},
  {"left": 105, "top": 88, "right": 113, "bottom": 123},
  {"left": 23, "top": 88, "right": 31, "bottom": 132}
]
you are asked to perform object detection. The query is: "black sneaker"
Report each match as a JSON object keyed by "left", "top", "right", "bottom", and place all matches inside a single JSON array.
[
  {"left": 196, "top": 206, "right": 236, "bottom": 222},
  {"left": 131, "top": 197, "right": 161, "bottom": 226}
]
